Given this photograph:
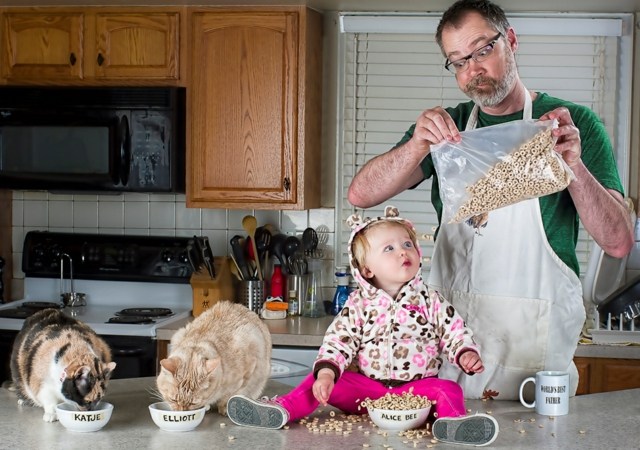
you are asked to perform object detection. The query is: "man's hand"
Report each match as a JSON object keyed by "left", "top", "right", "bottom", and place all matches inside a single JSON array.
[
  {"left": 539, "top": 107, "right": 581, "bottom": 168},
  {"left": 410, "top": 106, "right": 461, "bottom": 153}
]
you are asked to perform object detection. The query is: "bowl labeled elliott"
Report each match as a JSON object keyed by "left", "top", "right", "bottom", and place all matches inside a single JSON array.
[{"left": 148, "top": 402, "right": 206, "bottom": 432}]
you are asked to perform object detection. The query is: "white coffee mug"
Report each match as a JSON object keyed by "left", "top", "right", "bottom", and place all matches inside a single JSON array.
[{"left": 519, "top": 371, "right": 569, "bottom": 416}]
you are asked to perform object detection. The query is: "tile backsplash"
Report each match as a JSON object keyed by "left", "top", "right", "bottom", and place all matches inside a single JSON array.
[{"left": 10, "top": 191, "right": 337, "bottom": 302}]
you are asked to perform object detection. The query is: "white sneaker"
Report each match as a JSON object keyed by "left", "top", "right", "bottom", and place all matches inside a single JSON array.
[
  {"left": 226, "top": 395, "right": 289, "bottom": 429},
  {"left": 432, "top": 413, "right": 499, "bottom": 447}
]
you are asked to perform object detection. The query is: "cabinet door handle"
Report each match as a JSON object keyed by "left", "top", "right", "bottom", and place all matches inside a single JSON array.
[
  {"left": 97, "top": 53, "right": 105, "bottom": 66},
  {"left": 69, "top": 53, "right": 76, "bottom": 66},
  {"left": 284, "top": 177, "right": 291, "bottom": 192}
]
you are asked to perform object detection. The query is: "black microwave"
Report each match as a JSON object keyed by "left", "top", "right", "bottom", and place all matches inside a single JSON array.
[{"left": 0, "top": 86, "right": 185, "bottom": 193}]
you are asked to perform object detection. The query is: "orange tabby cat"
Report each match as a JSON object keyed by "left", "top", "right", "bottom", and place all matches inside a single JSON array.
[
  {"left": 157, "top": 301, "right": 271, "bottom": 413},
  {"left": 10, "top": 308, "right": 116, "bottom": 422}
]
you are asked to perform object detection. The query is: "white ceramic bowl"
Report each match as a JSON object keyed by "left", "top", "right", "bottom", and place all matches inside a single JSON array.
[
  {"left": 56, "top": 402, "right": 114, "bottom": 432},
  {"left": 148, "top": 402, "right": 206, "bottom": 432},
  {"left": 368, "top": 406, "right": 431, "bottom": 431}
]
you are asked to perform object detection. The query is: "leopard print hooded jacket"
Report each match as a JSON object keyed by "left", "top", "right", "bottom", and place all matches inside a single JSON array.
[{"left": 314, "top": 206, "right": 480, "bottom": 383}]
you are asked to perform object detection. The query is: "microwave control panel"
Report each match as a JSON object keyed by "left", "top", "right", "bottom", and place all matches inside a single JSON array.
[{"left": 128, "top": 110, "right": 173, "bottom": 190}]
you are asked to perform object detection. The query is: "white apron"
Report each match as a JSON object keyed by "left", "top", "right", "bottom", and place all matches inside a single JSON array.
[{"left": 431, "top": 91, "right": 584, "bottom": 399}]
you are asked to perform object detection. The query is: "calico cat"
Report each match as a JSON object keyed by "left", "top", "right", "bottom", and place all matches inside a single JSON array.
[
  {"left": 156, "top": 301, "right": 271, "bottom": 414},
  {"left": 10, "top": 308, "right": 116, "bottom": 422}
]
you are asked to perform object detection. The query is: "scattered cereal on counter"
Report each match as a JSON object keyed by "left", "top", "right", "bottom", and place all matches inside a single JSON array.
[{"left": 219, "top": 422, "right": 226, "bottom": 427}]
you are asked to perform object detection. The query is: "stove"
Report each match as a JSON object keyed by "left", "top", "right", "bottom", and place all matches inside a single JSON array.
[
  {"left": 0, "top": 278, "right": 192, "bottom": 337},
  {"left": 0, "top": 231, "right": 196, "bottom": 381}
]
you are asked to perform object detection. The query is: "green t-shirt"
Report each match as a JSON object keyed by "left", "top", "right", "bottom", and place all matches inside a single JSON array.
[{"left": 396, "top": 92, "right": 624, "bottom": 276}]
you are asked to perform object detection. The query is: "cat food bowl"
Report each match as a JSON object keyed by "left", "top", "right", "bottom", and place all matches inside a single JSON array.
[
  {"left": 148, "top": 402, "right": 206, "bottom": 432},
  {"left": 368, "top": 406, "right": 431, "bottom": 431},
  {"left": 56, "top": 401, "right": 113, "bottom": 432}
]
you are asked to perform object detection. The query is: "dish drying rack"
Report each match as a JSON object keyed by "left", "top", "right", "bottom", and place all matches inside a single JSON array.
[{"left": 588, "top": 307, "right": 640, "bottom": 345}]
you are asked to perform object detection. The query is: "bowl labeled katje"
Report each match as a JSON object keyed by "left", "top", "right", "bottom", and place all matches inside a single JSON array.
[{"left": 56, "top": 402, "right": 114, "bottom": 432}]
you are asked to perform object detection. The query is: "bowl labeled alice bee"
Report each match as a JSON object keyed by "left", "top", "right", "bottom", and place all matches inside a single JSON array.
[{"left": 362, "top": 391, "right": 432, "bottom": 431}]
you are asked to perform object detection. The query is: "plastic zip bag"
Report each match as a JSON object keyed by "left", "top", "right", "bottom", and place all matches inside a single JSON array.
[{"left": 431, "top": 119, "right": 574, "bottom": 226}]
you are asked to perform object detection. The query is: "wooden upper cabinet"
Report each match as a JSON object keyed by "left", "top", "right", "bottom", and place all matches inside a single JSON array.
[
  {"left": 94, "top": 13, "right": 179, "bottom": 79},
  {"left": 1, "top": 8, "right": 182, "bottom": 84},
  {"left": 1, "top": 12, "right": 84, "bottom": 80},
  {"left": 187, "top": 8, "right": 323, "bottom": 210}
]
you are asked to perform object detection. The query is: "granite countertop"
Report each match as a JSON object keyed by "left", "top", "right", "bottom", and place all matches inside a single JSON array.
[
  {"left": 1, "top": 376, "right": 638, "bottom": 449},
  {"left": 156, "top": 314, "right": 640, "bottom": 359}
]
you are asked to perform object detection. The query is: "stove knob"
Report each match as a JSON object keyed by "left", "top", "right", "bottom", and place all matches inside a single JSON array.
[
  {"left": 178, "top": 252, "right": 189, "bottom": 264},
  {"left": 161, "top": 250, "right": 174, "bottom": 263}
]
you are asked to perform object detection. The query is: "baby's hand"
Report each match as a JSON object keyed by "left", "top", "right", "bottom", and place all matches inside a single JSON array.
[
  {"left": 312, "top": 369, "right": 335, "bottom": 405},
  {"left": 459, "top": 350, "right": 484, "bottom": 375}
]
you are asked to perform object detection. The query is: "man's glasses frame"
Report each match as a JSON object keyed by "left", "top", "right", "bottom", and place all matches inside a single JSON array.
[{"left": 444, "top": 32, "right": 503, "bottom": 74}]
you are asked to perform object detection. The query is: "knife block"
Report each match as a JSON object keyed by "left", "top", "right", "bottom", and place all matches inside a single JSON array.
[{"left": 190, "top": 256, "right": 235, "bottom": 317}]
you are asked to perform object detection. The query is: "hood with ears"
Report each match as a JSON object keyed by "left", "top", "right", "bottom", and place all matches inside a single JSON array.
[{"left": 346, "top": 205, "right": 423, "bottom": 298}]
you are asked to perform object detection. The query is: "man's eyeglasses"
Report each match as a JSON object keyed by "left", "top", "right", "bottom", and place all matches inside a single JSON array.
[{"left": 444, "top": 33, "right": 502, "bottom": 74}]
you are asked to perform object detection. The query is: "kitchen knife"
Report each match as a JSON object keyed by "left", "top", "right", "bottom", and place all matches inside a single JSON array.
[
  {"left": 187, "top": 242, "right": 203, "bottom": 274},
  {"left": 201, "top": 236, "right": 216, "bottom": 279}
]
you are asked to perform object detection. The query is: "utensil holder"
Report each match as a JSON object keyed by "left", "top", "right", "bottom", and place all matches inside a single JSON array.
[
  {"left": 190, "top": 256, "right": 235, "bottom": 317},
  {"left": 239, "top": 280, "right": 266, "bottom": 313}
]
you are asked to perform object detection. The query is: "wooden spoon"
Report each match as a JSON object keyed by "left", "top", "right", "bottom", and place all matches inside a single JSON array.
[{"left": 242, "top": 215, "right": 262, "bottom": 280}]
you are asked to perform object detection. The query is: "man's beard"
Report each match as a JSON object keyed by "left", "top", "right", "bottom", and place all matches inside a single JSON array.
[{"left": 462, "top": 51, "right": 517, "bottom": 108}]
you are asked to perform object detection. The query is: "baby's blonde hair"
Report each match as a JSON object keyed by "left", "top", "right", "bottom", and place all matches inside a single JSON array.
[{"left": 351, "top": 220, "right": 417, "bottom": 275}]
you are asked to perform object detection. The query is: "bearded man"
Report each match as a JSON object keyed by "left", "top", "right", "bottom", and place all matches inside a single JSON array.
[{"left": 348, "top": 0, "right": 633, "bottom": 400}]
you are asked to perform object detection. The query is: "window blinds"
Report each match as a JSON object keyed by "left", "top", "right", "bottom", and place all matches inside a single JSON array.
[{"left": 336, "top": 13, "right": 633, "bottom": 280}]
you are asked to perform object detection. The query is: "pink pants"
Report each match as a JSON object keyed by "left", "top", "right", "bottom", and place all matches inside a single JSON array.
[{"left": 275, "top": 371, "right": 467, "bottom": 422}]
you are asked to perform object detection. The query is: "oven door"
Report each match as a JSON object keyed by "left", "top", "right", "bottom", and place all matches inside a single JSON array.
[
  {"left": 101, "top": 335, "right": 157, "bottom": 379},
  {"left": 0, "top": 330, "right": 17, "bottom": 385}
]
